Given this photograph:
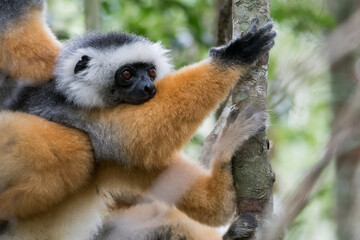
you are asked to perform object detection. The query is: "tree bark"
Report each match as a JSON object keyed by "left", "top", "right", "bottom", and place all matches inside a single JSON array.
[
  {"left": 84, "top": 0, "right": 102, "bottom": 31},
  {"left": 224, "top": 1, "right": 275, "bottom": 239}
]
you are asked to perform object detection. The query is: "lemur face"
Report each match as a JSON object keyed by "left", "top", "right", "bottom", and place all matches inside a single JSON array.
[
  {"left": 113, "top": 62, "right": 156, "bottom": 105},
  {"left": 54, "top": 32, "right": 173, "bottom": 108},
  {"left": 74, "top": 56, "right": 156, "bottom": 106}
]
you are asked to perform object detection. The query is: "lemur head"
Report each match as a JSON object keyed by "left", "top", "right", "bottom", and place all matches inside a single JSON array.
[{"left": 54, "top": 32, "right": 173, "bottom": 108}]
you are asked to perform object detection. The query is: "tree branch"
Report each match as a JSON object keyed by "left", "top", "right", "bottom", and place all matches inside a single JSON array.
[{"left": 85, "top": 0, "right": 102, "bottom": 31}]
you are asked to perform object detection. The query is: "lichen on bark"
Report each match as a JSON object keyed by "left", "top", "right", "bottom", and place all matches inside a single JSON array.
[{"left": 228, "top": 0, "right": 275, "bottom": 238}]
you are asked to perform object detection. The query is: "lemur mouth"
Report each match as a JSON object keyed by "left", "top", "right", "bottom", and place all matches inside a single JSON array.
[
  {"left": 132, "top": 94, "right": 156, "bottom": 105},
  {"left": 118, "top": 92, "right": 156, "bottom": 106}
]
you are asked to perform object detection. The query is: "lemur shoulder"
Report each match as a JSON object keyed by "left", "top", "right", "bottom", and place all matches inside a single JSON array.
[{"left": 2, "top": 32, "right": 172, "bottom": 160}]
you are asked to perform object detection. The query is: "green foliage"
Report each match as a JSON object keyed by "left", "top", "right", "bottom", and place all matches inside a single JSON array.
[
  {"left": 271, "top": 0, "right": 336, "bottom": 33},
  {"left": 101, "top": 0, "right": 214, "bottom": 67},
  {"left": 48, "top": 0, "right": 214, "bottom": 68}
]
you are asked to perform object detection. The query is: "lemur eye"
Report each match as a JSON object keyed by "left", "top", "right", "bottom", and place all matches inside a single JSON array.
[
  {"left": 121, "top": 70, "right": 132, "bottom": 80},
  {"left": 148, "top": 67, "right": 156, "bottom": 79},
  {"left": 74, "top": 55, "right": 91, "bottom": 74},
  {"left": 115, "top": 67, "right": 133, "bottom": 86}
]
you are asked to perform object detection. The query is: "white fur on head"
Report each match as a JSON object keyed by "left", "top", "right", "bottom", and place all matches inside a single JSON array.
[{"left": 55, "top": 36, "right": 173, "bottom": 108}]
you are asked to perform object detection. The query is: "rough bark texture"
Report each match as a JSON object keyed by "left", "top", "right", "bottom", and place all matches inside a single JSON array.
[
  {"left": 329, "top": 1, "right": 360, "bottom": 240},
  {"left": 85, "top": 0, "right": 102, "bottom": 31},
  {"left": 225, "top": 0, "right": 275, "bottom": 239}
]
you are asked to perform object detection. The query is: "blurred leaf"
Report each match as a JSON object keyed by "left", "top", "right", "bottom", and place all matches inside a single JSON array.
[
  {"left": 101, "top": 1, "right": 111, "bottom": 15},
  {"left": 271, "top": 0, "right": 336, "bottom": 32}
]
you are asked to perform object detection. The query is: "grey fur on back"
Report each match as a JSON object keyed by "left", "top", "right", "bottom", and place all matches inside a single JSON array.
[
  {"left": 0, "top": 0, "right": 45, "bottom": 33},
  {"left": 0, "top": 74, "right": 19, "bottom": 109},
  {"left": 59, "top": 32, "right": 146, "bottom": 53}
]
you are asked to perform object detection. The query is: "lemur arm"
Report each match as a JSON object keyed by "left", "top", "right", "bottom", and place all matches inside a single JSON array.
[
  {"left": 0, "top": 0, "right": 61, "bottom": 83},
  {"left": 94, "top": 20, "right": 274, "bottom": 226},
  {"left": 88, "top": 19, "right": 275, "bottom": 169},
  {"left": 87, "top": 61, "right": 242, "bottom": 167}
]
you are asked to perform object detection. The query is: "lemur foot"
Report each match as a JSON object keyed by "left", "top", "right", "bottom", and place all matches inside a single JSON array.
[
  {"left": 0, "top": 220, "right": 9, "bottom": 235},
  {"left": 209, "top": 18, "right": 276, "bottom": 65},
  {"left": 214, "top": 104, "right": 267, "bottom": 160},
  {"left": 222, "top": 213, "right": 258, "bottom": 240}
]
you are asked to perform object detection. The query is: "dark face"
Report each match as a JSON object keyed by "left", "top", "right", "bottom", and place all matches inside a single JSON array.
[
  {"left": 74, "top": 56, "right": 156, "bottom": 107},
  {"left": 112, "top": 62, "right": 157, "bottom": 105}
]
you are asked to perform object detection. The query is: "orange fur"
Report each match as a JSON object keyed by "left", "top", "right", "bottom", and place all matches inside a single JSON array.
[
  {"left": 104, "top": 202, "right": 222, "bottom": 240},
  {"left": 95, "top": 153, "right": 235, "bottom": 227},
  {"left": 0, "top": 60, "right": 243, "bottom": 227},
  {"left": 0, "top": 7, "right": 61, "bottom": 83},
  {"left": 0, "top": 2, "right": 273, "bottom": 238},
  {"left": 0, "top": 111, "right": 93, "bottom": 219},
  {"left": 89, "top": 60, "right": 242, "bottom": 169}
]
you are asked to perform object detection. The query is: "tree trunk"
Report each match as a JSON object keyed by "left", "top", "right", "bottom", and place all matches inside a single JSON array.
[
  {"left": 84, "top": 0, "right": 102, "bottom": 31},
  {"left": 224, "top": 0, "right": 275, "bottom": 239}
]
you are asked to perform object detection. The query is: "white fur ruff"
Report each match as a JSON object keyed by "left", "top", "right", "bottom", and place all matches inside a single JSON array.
[{"left": 55, "top": 41, "right": 173, "bottom": 108}]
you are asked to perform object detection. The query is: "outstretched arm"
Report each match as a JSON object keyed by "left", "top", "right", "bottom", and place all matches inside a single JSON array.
[
  {"left": 94, "top": 20, "right": 275, "bottom": 226},
  {"left": 88, "top": 19, "right": 275, "bottom": 169}
]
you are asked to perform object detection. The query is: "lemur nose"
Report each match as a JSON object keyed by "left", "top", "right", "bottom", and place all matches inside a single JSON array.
[{"left": 144, "top": 84, "right": 156, "bottom": 96}]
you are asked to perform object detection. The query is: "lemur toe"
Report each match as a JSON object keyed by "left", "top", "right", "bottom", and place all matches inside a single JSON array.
[
  {"left": 223, "top": 213, "right": 258, "bottom": 240},
  {"left": 243, "top": 18, "right": 260, "bottom": 39}
]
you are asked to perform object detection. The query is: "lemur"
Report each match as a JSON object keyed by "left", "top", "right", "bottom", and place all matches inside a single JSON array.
[
  {"left": 2, "top": 31, "right": 171, "bottom": 127},
  {"left": 0, "top": 0, "right": 276, "bottom": 239}
]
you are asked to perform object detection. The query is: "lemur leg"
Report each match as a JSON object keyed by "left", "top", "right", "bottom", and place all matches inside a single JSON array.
[
  {"left": 97, "top": 202, "right": 222, "bottom": 240},
  {"left": 0, "top": 1, "right": 61, "bottom": 83},
  {"left": 0, "top": 111, "right": 93, "bottom": 219},
  {"left": 148, "top": 107, "right": 267, "bottom": 226},
  {"left": 97, "top": 106, "right": 266, "bottom": 227}
]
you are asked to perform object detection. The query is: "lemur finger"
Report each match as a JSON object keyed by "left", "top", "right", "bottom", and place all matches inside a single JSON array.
[
  {"left": 257, "top": 21, "right": 274, "bottom": 36},
  {"left": 261, "top": 40, "right": 275, "bottom": 52},
  {"left": 243, "top": 18, "right": 260, "bottom": 40},
  {"left": 209, "top": 21, "right": 276, "bottom": 65},
  {"left": 250, "top": 18, "right": 260, "bottom": 27},
  {"left": 246, "top": 22, "right": 274, "bottom": 44},
  {"left": 228, "top": 106, "right": 241, "bottom": 124},
  {"left": 242, "top": 31, "right": 276, "bottom": 56},
  {"left": 232, "top": 27, "right": 275, "bottom": 55},
  {"left": 223, "top": 214, "right": 258, "bottom": 240}
]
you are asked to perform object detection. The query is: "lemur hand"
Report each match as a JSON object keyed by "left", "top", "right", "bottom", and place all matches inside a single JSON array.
[{"left": 209, "top": 18, "right": 276, "bottom": 65}]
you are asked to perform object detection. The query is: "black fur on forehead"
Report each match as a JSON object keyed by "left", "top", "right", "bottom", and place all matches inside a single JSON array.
[
  {"left": 0, "top": 0, "right": 44, "bottom": 33},
  {"left": 62, "top": 32, "right": 151, "bottom": 53}
]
